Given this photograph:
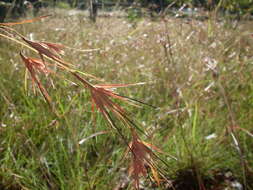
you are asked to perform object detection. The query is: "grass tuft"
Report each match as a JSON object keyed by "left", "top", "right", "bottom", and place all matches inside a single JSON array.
[{"left": 0, "top": 9, "right": 253, "bottom": 189}]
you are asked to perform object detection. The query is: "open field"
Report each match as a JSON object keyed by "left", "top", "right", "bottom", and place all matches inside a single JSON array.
[{"left": 0, "top": 9, "right": 253, "bottom": 190}]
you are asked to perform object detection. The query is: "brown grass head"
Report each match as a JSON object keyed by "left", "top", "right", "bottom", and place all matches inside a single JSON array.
[
  {"left": 20, "top": 52, "right": 52, "bottom": 105},
  {"left": 128, "top": 130, "right": 160, "bottom": 189}
]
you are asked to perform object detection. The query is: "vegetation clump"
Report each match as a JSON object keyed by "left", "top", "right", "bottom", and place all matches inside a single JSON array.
[{"left": 0, "top": 6, "right": 253, "bottom": 190}]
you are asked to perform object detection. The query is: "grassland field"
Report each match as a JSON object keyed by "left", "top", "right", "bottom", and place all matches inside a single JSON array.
[{"left": 0, "top": 8, "right": 253, "bottom": 190}]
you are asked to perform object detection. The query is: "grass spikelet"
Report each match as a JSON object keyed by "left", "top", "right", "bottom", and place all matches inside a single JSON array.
[
  {"left": 21, "top": 37, "right": 73, "bottom": 70},
  {"left": 41, "top": 42, "right": 65, "bottom": 56},
  {"left": 72, "top": 73, "right": 149, "bottom": 125},
  {"left": 20, "top": 52, "right": 52, "bottom": 105},
  {"left": 22, "top": 37, "right": 63, "bottom": 61},
  {"left": 127, "top": 130, "right": 160, "bottom": 190}
]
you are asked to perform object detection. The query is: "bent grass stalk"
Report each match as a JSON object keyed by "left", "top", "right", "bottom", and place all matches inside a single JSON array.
[{"left": 0, "top": 16, "right": 165, "bottom": 189}]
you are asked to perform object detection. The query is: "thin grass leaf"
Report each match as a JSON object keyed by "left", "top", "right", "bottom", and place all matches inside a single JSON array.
[
  {"left": 79, "top": 131, "right": 108, "bottom": 145},
  {"left": 95, "top": 82, "right": 146, "bottom": 89},
  {"left": 234, "top": 126, "right": 253, "bottom": 138},
  {"left": 0, "top": 15, "right": 51, "bottom": 26}
]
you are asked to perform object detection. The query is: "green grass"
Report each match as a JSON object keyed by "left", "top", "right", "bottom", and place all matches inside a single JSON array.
[{"left": 0, "top": 9, "right": 253, "bottom": 189}]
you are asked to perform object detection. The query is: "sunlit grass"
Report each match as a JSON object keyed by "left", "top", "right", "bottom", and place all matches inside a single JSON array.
[{"left": 0, "top": 8, "right": 253, "bottom": 189}]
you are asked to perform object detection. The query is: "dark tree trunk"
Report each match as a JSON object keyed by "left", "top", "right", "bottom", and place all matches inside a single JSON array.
[
  {"left": 89, "top": 0, "right": 98, "bottom": 22},
  {"left": 0, "top": 2, "right": 11, "bottom": 22}
]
